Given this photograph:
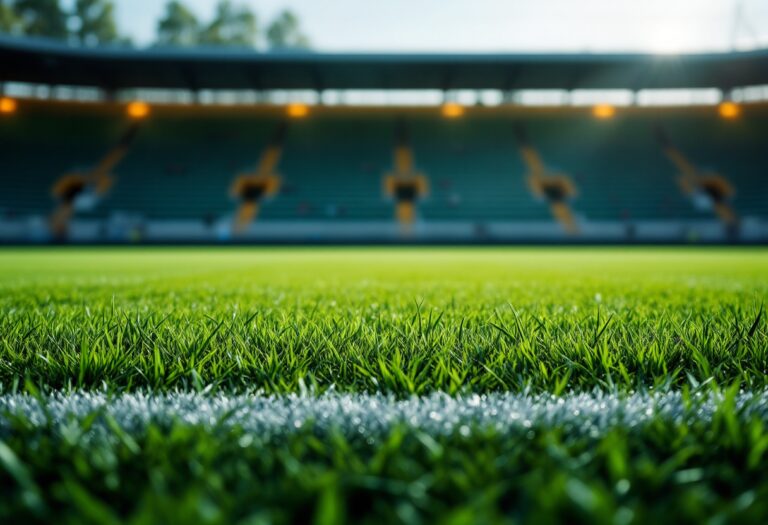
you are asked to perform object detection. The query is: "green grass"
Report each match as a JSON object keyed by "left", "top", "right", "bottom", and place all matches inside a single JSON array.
[
  {"left": 0, "top": 248, "right": 765, "bottom": 394},
  {"left": 3, "top": 389, "right": 768, "bottom": 525},
  {"left": 1, "top": 247, "right": 768, "bottom": 524}
]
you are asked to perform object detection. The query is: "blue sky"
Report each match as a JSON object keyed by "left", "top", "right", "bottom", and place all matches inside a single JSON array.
[{"left": 109, "top": 0, "right": 768, "bottom": 52}]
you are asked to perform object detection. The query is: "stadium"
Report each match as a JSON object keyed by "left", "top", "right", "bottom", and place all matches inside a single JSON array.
[
  {"left": 1, "top": 1, "right": 768, "bottom": 523},
  {"left": 2, "top": 38, "right": 768, "bottom": 243}
]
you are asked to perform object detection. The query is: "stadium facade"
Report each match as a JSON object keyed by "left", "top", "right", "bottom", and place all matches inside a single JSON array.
[{"left": 1, "top": 36, "right": 767, "bottom": 244}]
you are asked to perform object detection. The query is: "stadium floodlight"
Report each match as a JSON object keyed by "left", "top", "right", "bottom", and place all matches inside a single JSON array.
[
  {"left": 592, "top": 104, "right": 616, "bottom": 119},
  {"left": 0, "top": 97, "right": 18, "bottom": 115},
  {"left": 286, "top": 103, "right": 310, "bottom": 118},
  {"left": 718, "top": 101, "right": 741, "bottom": 119},
  {"left": 441, "top": 102, "right": 465, "bottom": 118},
  {"left": 126, "top": 101, "right": 151, "bottom": 120}
]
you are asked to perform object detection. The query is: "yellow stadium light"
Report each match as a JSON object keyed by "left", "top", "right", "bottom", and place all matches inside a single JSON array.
[
  {"left": 0, "top": 97, "right": 18, "bottom": 115},
  {"left": 286, "top": 103, "right": 309, "bottom": 118},
  {"left": 718, "top": 101, "right": 741, "bottom": 120},
  {"left": 592, "top": 104, "right": 616, "bottom": 119},
  {"left": 442, "top": 102, "right": 465, "bottom": 118},
  {"left": 127, "top": 101, "right": 151, "bottom": 120}
]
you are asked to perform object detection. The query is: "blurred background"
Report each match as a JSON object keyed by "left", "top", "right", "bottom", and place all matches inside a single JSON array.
[{"left": 0, "top": 0, "right": 767, "bottom": 243}]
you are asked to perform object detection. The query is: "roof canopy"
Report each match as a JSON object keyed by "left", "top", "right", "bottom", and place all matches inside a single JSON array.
[{"left": 2, "top": 36, "right": 767, "bottom": 92}]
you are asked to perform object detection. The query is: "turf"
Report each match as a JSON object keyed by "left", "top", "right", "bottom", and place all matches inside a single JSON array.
[
  {"left": 3, "top": 389, "right": 768, "bottom": 524},
  {"left": 0, "top": 248, "right": 765, "bottom": 394},
  {"left": 1, "top": 247, "right": 767, "bottom": 524}
]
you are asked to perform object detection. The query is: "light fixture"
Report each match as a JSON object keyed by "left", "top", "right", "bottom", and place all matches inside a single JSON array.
[
  {"left": 286, "top": 103, "right": 309, "bottom": 118},
  {"left": 126, "top": 101, "right": 151, "bottom": 120},
  {"left": 592, "top": 104, "right": 616, "bottom": 119},
  {"left": 718, "top": 101, "right": 740, "bottom": 120},
  {"left": 442, "top": 102, "right": 465, "bottom": 118},
  {"left": 0, "top": 97, "right": 18, "bottom": 115}
]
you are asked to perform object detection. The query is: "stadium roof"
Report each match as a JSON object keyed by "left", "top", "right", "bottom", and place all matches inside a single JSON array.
[{"left": 2, "top": 36, "right": 768, "bottom": 92}]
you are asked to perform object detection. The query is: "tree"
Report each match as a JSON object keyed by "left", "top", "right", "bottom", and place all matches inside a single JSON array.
[
  {"left": 72, "top": 0, "right": 118, "bottom": 45},
  {"left": 0, "top": 1, "right": 23, "bottom": 34},
  {"left": 156, "top": 0, "right": 199, "bottom": 47},
  {"left": 14, "top": 0, "right": 68, "bottom": 39},
  {"left": 199, "top": 0, "right": 257, "bottom": 47},
  {"left": 266, "top": 9, "right": 309, "bottom": 51}
]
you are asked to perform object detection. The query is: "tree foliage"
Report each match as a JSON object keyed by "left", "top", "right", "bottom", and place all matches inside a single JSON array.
[
  {"left": 1, "top": 0, "right": 124, "bottom": 44},
  {"left": 13, "top": 0, "right": 68, "bottom": 39},
  {"left": 156, "top": 0, "right": 310, "bottom": 49},
  {"left": 266, "top": 9, "right": 310, "bottom": 50},
  {"left": 0, "top": 1, "right": 22, "bottom": 34},
  {"left": 0, "top": 0, "right": 310, "bottom": 50},
  {"left": 156, "top": 0, "right": 199, "bottom": 47},
  {"left": 73, "top": 0, "right": 118, "bottom": 45},
  {"left": 156, "top": 1, "right": 262, "bottom": 48},
  {"left": 199, "top": 0, "right": 257, "bottom": 47}
]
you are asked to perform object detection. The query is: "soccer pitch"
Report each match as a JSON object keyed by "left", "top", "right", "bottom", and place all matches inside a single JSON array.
[{"left": 1, "top": 247, "right": 767, "bottom": 523}]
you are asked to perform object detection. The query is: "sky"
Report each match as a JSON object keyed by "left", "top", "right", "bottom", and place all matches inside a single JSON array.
[{"left": 112, "top": 0, "right": 768, "bottom": 52}]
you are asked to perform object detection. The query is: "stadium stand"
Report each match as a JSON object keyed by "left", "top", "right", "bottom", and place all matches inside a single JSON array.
[{"left": 0, "top": 37, "right": 767, "bottom": 243}]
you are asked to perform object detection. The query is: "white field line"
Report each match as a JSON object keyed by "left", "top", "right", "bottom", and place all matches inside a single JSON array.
[{"left": 1, "top": 390, "right": 767, "bottom": 442}]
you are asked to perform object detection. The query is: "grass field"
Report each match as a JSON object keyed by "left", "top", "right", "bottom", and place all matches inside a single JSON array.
[{"left": 1, "top": 247, "right": 767, "bottom": 523}]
